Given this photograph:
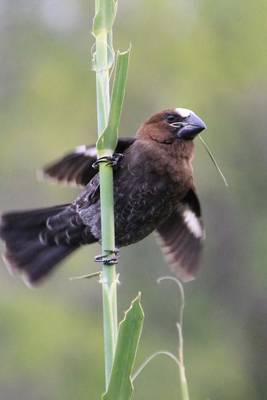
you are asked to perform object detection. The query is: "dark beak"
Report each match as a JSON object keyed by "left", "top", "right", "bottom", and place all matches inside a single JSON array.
[{"left": 176, "top": 113, "right": 207, "bottom": 140}]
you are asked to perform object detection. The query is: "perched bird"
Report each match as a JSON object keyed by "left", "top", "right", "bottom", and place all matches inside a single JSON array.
[{"left": 0, "top": 108, "right": 206, "bottom": 285}]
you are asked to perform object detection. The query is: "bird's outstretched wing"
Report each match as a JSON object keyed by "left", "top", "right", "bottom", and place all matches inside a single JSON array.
[
  {"left": 155, "top": 189, "right": 205, "bottom": 282},
  {"left": 41, "top": 138, "right": 135, "bottom": 187}
]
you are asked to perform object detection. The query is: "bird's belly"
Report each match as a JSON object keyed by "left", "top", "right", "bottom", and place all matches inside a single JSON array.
[
  {"left": 78, "top": 167, "right": 186, "bottom": 247},
  {"left": 114, "top": 193, "right": 175, "bottom": 247},
  {"left": 80, "top": 195, "right": 175, "bottom": 247}
]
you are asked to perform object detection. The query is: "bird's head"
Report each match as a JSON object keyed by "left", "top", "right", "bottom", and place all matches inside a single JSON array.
[{"left": 138, "top": 108, "right": 207, "bottom": 144}]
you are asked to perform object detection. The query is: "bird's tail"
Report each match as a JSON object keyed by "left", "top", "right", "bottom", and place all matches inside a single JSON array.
[{"left": 0, "top": 204, "right": 95, "bottom": 285}]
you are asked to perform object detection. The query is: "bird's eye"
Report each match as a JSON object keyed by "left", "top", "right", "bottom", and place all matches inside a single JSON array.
[{"left": 166, "top": 114, "right": 178, "bottom": 124}]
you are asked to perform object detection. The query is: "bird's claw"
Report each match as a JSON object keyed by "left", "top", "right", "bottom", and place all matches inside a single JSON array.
[
  {"left": 92, "top": 153, "right": 124, "bottom": 169},
  {"left": 94, "top": 249, "right": 120, "bottom": 266}
]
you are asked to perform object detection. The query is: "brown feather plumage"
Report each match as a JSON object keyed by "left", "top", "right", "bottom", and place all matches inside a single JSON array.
[{"left": 0, "top": 108, "right": 206, "bottom": 284}]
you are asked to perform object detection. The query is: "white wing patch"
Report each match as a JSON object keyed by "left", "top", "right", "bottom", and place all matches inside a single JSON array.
[
  {"left": 75, "top": 145, "right": 97, "bottom": 157},
  {"left": 175, "top": 108, "right": 192, "bottom": 118},
  {"left": 75, "top": 145, "right": 87, "bottom": 154},
  {"left": 183, "top": 209, "right": 203, "bottom": 238}
]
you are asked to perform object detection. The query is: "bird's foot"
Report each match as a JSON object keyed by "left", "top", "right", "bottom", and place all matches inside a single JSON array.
[
  {"left": 94, "top": 249, "right": 120, "bottom": 266},
  {"left": 92, "top": 153, "right": 124, "bottom": 169}
]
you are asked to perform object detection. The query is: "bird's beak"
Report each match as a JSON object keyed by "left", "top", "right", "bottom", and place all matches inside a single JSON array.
[{"left": 176, "top": 113, "right": 207, "bottom": 140}]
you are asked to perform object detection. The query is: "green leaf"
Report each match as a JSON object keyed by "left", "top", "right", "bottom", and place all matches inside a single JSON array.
[
  {"left": 97, "top": 48, "right": 131, "bottom": 154},
  {"left": 102, "top": 293, "right": 144, "bottom": 400},
  {"left": 93, "top": 0, "right": 118, "bottom": 36}
]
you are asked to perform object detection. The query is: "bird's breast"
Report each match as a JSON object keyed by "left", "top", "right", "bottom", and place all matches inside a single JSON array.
[{"left": 112, "top": 148, "right": 190, "bottom": 246}]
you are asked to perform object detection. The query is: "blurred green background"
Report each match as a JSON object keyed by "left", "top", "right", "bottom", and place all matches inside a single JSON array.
[{"left": 0, "top": 0, "right": 267, "bottom": 399}]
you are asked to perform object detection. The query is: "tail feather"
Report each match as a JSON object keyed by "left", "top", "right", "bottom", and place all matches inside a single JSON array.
[
  {"left": 0, "top": 204, "right": 95, "bottom": 285},
  {"left": 1, "top": 204, "right": 67, "bottom": 231},
  {"left": 7, "top": 245, "right": 75, "bottom": 285},
  {"left": 5, "top": 239, "right": 43, "bottom": 265}
]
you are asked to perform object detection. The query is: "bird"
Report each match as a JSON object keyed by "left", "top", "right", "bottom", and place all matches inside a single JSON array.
[{"left": 0, "top": 107, "right": 207, "bottom": 286}]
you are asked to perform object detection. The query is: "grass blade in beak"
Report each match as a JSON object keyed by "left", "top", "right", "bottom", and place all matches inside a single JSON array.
[{"left": 199, "top": 135, "right": 229, "bottom": 187}]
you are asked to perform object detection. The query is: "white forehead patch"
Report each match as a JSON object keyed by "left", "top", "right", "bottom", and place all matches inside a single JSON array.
[
  {"left": 183, "top": 209, "right": 203, "bottom": 238},
  {"left": 175, "top": 108, "right": 192, "bottom": 118}
]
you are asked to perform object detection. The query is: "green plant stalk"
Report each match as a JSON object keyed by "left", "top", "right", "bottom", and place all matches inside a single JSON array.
[
  {"left": 95, "top": 27, "right": 118, "bottom": 388},
  {"left": 179, "top": 367, "right": 190, "bottom": 400}
]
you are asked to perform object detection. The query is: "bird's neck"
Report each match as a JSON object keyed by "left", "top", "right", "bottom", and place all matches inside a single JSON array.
[{"left": 135, "top": 139, "right": 195, "bottom": 186}]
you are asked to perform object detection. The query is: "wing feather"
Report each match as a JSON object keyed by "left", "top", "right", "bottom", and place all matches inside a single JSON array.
[
  {"left": 156, "top": 189, "right": 204, "bottom": 282},
  {"left": 41, "top": 138, "right": 135, "bottom": 187}
]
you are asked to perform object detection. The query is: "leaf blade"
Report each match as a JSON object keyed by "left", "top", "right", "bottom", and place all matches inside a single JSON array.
[
  {"left": 97, "top": 48, "right": 131, "bottom": 154},
  {"left": 102, "top": 293, "right": 144, "bottom": 400}
]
